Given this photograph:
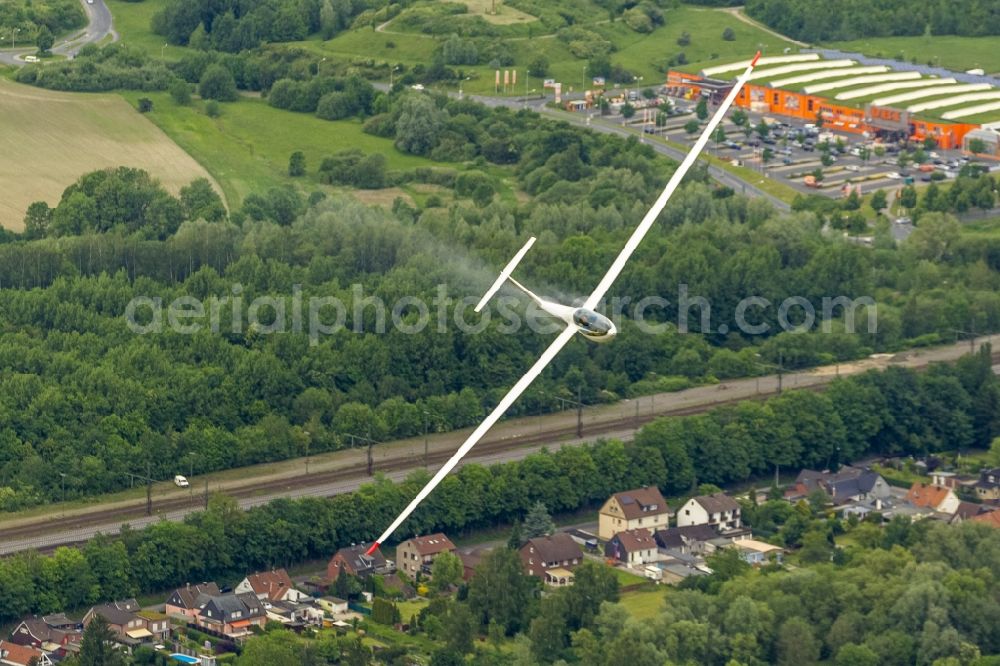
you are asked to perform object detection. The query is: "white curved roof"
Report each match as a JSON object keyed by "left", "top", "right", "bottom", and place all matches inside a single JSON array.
[
  {"left": 701, "top": 53, "right": 818, "bottom": 78},
  {"left": 908, "top": 91, "right": 1000, "bottom": 113},
  {"left": 748, "top": 59, "right": 855, "bottom": 81},
  {"left": 835, "top": 78, "right": 956, "bottom": 100},
  {"left": 943, "top": 100, "right": 1000, "bottom": 119},
  {"left": 873, "top": 83, "right": 992, "bottom": 106},
  {"left": 768, "top": 66, "right": 888, "bottom": 87},
  {"left": 804, "top": 71, "right": 921, "bottom": 94}
]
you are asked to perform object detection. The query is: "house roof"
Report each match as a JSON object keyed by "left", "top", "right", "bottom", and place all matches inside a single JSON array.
[
  {"left": 244, "top": 569, "right": 295, "bottom": 602},
  {"left": 608, "top": 487, "right": 669, "bottom": 520},
  {"left": 653, "top": 524, "right": 719, "bottom": 549},
  {"left": 735, "top": 539, "right": 782, "bottom": 553},
  {"left": 204, "top": 593, "right": 265, "bottom": 619},
  {"left": 952, "top": 501, "right": 986, "bottom": 521},
  {"left": 170, "top": 583, "right": 221, "bottom": 609},
  {"left": 14, "top": 618, "right": 52, "bottom": 643},
  {"left": 40, "top": 614, "right": 74, "bottom": 628},
  {"left": 331, "top": 543, "right": 387, "bottom": 576},
  {"left": 402, "top": 533, "right": 456, "bottom": 556},
  {"left": 971, "top": 509, "right": 1000, "bottom": 528},
  {"left": 795, "top": 466, "right": 883, "bottom": 504},
  {"left": 0, "top": 640, "right": 45, "bottom": 666},
  {"left": 521, "top": 533, "right": 583, "bottom": 564},
  {"left": 611, "top": 528, "right": 657, "bottom": 553},
  {"left": 458, "top": 548, "right": 487, "bottom": 571},
  {"left": 691, "top": 492, "right": 740, "bottom": 513},
  {"left": 88, "top": 600, "right": 140, "bottom": 627},
  {"left": 906, "top": 483, "right": 952, "bottom": 509}
]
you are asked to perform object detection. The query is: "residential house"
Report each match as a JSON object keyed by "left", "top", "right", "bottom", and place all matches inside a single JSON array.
[
  {"left": 0, "top": 641, "right": 52, "bottom": 666},
  {"left": 195, "top": 593, "right": 267, "bottom": 638},
  {"left": 975, "top": 468, "right": 1000, "bottom": 501},
  {"left": 326, "top": 543, "right": 389, "bottom": 582},
  {"left": 906, "top": 483, "right": 961, "bottom": 515},
  {"left": 676, "top": 493, "right": 742, "bottom": 531},
  {"left": 598, "top": 487, "right": 671, "bottom": 540},
  {"left": 396, "top": 533, "right": 456, "bottom": 581},
  {"left": 165, "top": 582, "right": 222, "bottom": 619},
  {"left": 235, "top": 568, "right": 307, "bottom": 603},
  {"left": 971, "top": 509, "right": 1000, "bottom": 528},
  {"left": 734, "top": 539, "right": 783, "bottom": 565},
  {"left": 457, "top": 548, "right": 488, "bottom": 582},
  {"left": 82, "top": 600, "right": 167, "bottom": 647},
  {"left": 8, "top": 615, "right": 81, "bottom": 657},
  {"left": 653, "top": 524, "right": 719, "bottom": 556},
  {"left": 605, "top": 528, "right": 660, "bottom": 566},
  {"left": 314, "top": 597, "right": 349, "bottom": 616},
  {"left": 519, "top": 533, "right": 584, "bottom": 585},
  {"left": 950, "top": 501, "right": 990, "bottom": 524},
  {"left": 786, "top": 467, "right": 891, "bottom": 506}
]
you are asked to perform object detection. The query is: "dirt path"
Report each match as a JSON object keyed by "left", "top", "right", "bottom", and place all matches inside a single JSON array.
[{"left": 721, "top": 6, "right": 809, "bottom": 48}]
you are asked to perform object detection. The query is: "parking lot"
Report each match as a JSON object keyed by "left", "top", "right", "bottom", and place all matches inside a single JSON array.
[{"left": 618, "top": 93, "right": 987, "bottom": 200}]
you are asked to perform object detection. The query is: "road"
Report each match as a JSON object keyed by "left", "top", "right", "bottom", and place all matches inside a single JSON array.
[
  {"left": 1, "top": 334, "right": 996, "bottom": 555},
  {"left": 0, "top": 0, "right": 116, "bottom": 67}
]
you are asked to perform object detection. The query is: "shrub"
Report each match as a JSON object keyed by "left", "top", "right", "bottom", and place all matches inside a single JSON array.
[
  {"left": 288, "top": 151, "right": 306, "bottom": 177},
  {"left": 199, "top": 64, "right": 238, "bottom": 102},
  {"left": 722, "top": 27, "right": 736, "bottom": 41},
  {"left": 138, "top": 98, "right": 154, "bottom": 112},
  {"left": 205, "top": 100, "right": 221, "bottom": 117},
  {"left": 169, "top": 79, "right": 191, "bottom": 105}
]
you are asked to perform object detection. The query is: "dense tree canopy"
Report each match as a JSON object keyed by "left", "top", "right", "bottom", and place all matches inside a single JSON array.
[{"left": 746, "top": 0, "right": 1000, "bottom": 41}]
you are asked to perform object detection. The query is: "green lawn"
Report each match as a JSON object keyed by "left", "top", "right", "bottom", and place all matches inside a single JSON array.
[
  {"left": 825, "top": 35, "right": 1000, "bottom": 75},
  {"left": 619, "top": 587, "right": 666, "bottom": 620},
  {"left": 298, "top": 6, "right": 795, "bottom": 96},
  {"left": 119, "top": 93, "right": 441, "bottom": 207},
  {"left": 611, "top": 566, "right": 650, "bottom": 587},
  {"left": 106, "top": 0, "right": 188, "bottom": 59}
]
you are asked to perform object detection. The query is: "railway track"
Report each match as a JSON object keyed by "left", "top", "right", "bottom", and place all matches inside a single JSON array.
[
  {"left": 0, "top": 390, "right": 771, "bottom": 545},
  {"left": 2, "top": 345, "right": 997, "bottom": 553}
]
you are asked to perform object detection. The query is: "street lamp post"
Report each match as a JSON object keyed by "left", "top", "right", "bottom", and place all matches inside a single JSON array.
[
  {"left": 59, "top": 472, "right": 66, "bottom": 503},
  {"left": 161, "top": 43, "right": 167, "bottom": 59},
  {"left": 13, "top": 28, "right": 20, "bottom": 49},
  {"left": 303, "top": 430, "right": 311, "bottom": 475}
]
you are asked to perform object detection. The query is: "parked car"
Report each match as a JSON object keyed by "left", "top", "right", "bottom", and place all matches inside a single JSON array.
[
  {"left": 174, "top": 475, "right": 190, "bottom": 487},
  {"left": 886, "top": 172, "right": 902, "bottom": 179},
  {"left": 845, "top": 164, "right": 861, "bottom": 172}
]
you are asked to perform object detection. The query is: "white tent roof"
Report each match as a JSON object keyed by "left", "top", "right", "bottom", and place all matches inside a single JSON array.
[
  {"left": 908, "top": 91, "right": 1000, "bottom": 113},
  {"left": 768, "top": 65, "right": 888, "bottom": 88},
  {"left": 749, "top": 59, "right": 855, "bottom": 81},
  {"left": 836, "top": 78, "right": 956, "bottom": 100},
  {"left": 873, "top": 83, "right": 992, "bottom": 106},
  {"left": 701, "top": 53, "right": 818, "bottom": 78},
  {"left": 804, "top": 71, "right": 921, "bottom": 94},
  {"left": 943, "top": 100, "right": 1000, "bottom": 119}
]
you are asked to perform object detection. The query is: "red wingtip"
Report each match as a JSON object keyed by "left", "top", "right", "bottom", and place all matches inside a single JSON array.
[
  {"left": 751, "top": 51, "right": 762, "bottom": 67},
  {"left": 365, "top": 542, "right": 380, "bottom": 556}
]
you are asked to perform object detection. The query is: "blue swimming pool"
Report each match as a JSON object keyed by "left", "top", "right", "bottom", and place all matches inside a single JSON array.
[{"left": 169, "top": 655, "right": 201, "bottom": 665}]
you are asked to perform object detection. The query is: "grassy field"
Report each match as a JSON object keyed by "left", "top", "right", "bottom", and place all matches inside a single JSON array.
[
  {"left": 459, "top": 0, "right": 537, "bottom": 25},
  {"left": 826, "top": 35, "right": 1000, "bottom": 75},
  {"left": 0, "top": 79, "right": 216, "bottom": 231},
  {"left": 106, "top": 0, "right": 188, "bottom": 59},
  {"left": 121, "top": 93, "right": 442, "bottom": 208},
  {"left": 619, "top": 587, "right": 666, "bottom": 620},
  {"left": 301, "top": 6, "right": 797, "bottom": 96}
]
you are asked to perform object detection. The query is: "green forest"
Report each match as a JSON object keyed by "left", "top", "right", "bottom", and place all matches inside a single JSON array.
[
  {"left": 745, "top": 0, "right": 1000, "bottom": 42},
  {"left": 1, "top": 91, "right": 1000, "bottom": 507},
  {"left": 0, "top": 0, "right": 86, "bottom": 46}
]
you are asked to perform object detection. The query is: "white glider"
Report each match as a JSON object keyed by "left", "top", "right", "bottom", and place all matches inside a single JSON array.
[{"left": 366, "top": 51, "right": 762, "bottom": 556}]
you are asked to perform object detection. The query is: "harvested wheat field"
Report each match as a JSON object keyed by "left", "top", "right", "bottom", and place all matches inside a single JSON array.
[{"left": 0, "top": 78, "right": 219, "bottom": 231}]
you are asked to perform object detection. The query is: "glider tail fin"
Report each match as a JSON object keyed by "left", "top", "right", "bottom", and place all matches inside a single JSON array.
[{"left": 474, "top": 236, "right": 537, "bottom": 313}]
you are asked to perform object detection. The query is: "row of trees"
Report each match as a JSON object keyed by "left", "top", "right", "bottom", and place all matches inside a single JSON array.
[
  {"left": 746, "top": 0, "right": 1000, "bottom": 41},
  {"left": 151, "top": 0, "right": 371, "bottom": 50},
  {"left": 0, "top": 353, "right": 994, "bottom": 623},
  {"left": 21, "top": 168, "right": 226, "bottom": 240}
]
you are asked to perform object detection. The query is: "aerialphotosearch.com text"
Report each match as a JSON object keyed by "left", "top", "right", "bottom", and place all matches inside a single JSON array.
[{"left": 124, "top": 283, "right": 877, "bottom": 345}]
